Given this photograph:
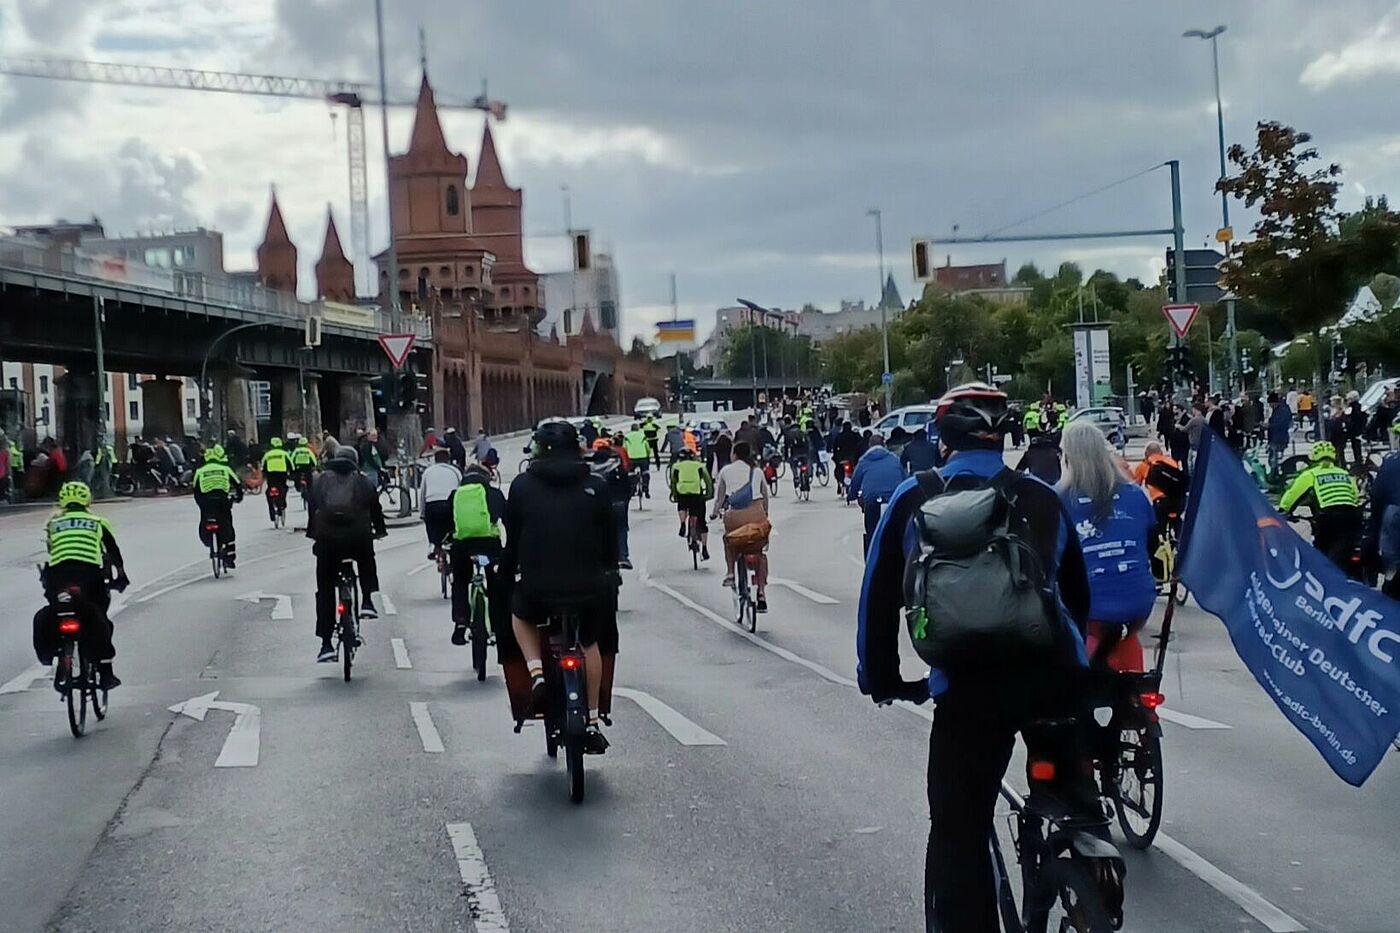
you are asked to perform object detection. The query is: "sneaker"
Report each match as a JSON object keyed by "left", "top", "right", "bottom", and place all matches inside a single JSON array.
[
  {"left": 618, "top": 558, "right": 633, "bottom": 570},
  {"left": 701, "top": 546, "right": 710, "bottom": 561},
  {"left": 451, "top": 623, "right": 467, "bottom": 646},
  {"left": 678, "top": 525, "right": 686, "bottom": 537},
  {"left": 584, "top": 724, "right": 610, "bottom": 755},
  {"left": 317, "top": 642, "right": 337, "bottom": 663},
  {"left": 722, "top": 575, "right": 735, "bottom": 588},
  {"left": 427, "top": 550, "right": 438, "bottom": 561},
  {"left": 360, "top": 600, "right": 379, "bottom": 620},
  {"left": 756, "top": 596, "right": 768, "bottom": 613},
  {"left": 98, "top": 666, "right": 121, "bottom": 690},
  {"left": 529, "top": 677, "right": 549, "bottom": 715}
]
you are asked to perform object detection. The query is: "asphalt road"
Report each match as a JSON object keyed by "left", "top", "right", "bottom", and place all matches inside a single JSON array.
[{"left": 1, "top": 431, "right": 1395, "bottom": 932}]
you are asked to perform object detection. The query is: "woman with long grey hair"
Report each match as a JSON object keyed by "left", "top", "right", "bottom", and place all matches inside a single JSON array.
[{"left": 1057, "top": 420, "right": 1158, "bottom": 671}]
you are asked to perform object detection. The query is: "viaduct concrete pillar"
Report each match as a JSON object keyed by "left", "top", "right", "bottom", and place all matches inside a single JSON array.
[
  {"left": 278, "top": 372, "right": 322, "bottom": 440},
  {"left": 139, "top": 377, "right": 183, "bottom": 441},
  {"left": 338, "top": 376, "right": 374, "bottom": 441}
]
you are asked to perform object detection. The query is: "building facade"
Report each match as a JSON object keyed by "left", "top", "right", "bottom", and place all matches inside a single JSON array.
[{"left": 539, "top": 252, "right": 622, "bottom": 344}]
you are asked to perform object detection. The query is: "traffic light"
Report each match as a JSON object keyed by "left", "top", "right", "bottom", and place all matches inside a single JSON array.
[
  {"left": 1240, "top": 347, "right": 1254, "bottom": 374},
  {"left": 912, "top": 240, "right": 933, "bottom": 282},
  {"left": 1165, "top": 345, "right": 1196, "bottom": 385},
  {"left": 413, "top": 369, "right": 430, "bottom": 414},
  {"left": 371, "top": 374, "right": 398, "bottom": 415},
  {"left": 397, "top": 371, "right": 415, "bottom": 409},
  {"left": 1332, "top": 341, "right": 1349, "bottom": 375}
]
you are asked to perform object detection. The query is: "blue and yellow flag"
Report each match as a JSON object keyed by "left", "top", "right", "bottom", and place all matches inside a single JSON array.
[{"left": 656, "top": 320, "right": 696, "bottom": 344}]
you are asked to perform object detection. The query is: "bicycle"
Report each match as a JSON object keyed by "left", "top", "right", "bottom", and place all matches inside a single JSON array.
[
  {"left": 814, "top": 453, "right": 830, "bottom": 487},
  {"left": 1152, "top": 510, "right": 1188, "bottom": 605},
  {"left": 793, "top": 459, "right": 812, "bottom": 502},
  {"left": 267, "top": 482, "right": 287, "bottom": 529},
  {"left": 761, "top": 457, "right": 781, "bottom": 498},
  {"left": 294, "top": 471, "right": 313, "bottom": 511},
  {"left": 1241, "top": 445, "right": 1308, "bottom": 497},
  {"left": 204, "top": 517, "right": 229, "bottom": 579},
  {"left": 518, "top": 446, "right": 533, "bottom": 475},
  {"left": 990, "top": 721, "right": 1125, "bottom": 933},
  {"left": 630, "top": 466, "right": 650, "bottom": 510},
  {"left": 434, "top": 540, "right": 451, "bottom": 601},
  {"left": 686, "top": 512, "right": 703, "bottom": 571},
  {"left": 335, "top": 559, "right": 360, "bottom": 682},
  {"left": 732, "top": 550, "right": 758, "bottom": 633},
  {"left": 466, "top": 554, "right": 493, "bottom": 682},
  {"left": 49, "top": 585, "right": 109, "bottom": 738}
]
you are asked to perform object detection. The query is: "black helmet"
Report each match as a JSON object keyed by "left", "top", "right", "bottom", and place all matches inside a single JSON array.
[
  {"left": 333, "top": 445, "right": 360, "bottom": 468},
  {"left": 463, "top": 462, "right": 491, "bottom": 479},
  {"left": 533, "top": 420, "right": 580, "bottom": 456},
  {"left": 935, "top": 382, "right": 1010, "bottom": 451}
]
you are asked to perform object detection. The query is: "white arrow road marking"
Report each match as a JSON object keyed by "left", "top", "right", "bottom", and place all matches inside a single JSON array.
[
  {"left": 379, "top": 593, "right": 398, "bottom": 616},
  {"left": 0, "top": 663, "right": 49, "bottom": 696},
  {"left": 1156, "top": 707, "right": 1232, "bottom": 730},
  {"left": 445, "top": 822, "right": 510, "bottom": 933},
  {"left": 391, "top": 638, "right": 412, "bottom": 669},
  {"left": 410, "top": 701, "right": 444, "bottom": 752},
  {"left": 613, "top": 687, "right": 726, "bottom": 746},
  {"left": 237, "top": 591, "right": 293, "bottom": 620},
  {"left": 168, "top": 691, "right": 261, "bottom": 767},
  {"left": 769, "top": 576, "right": 838, "bottom": 605},
  {"left": 643, "top": 566, "right": 1302, "bottom": 931}
]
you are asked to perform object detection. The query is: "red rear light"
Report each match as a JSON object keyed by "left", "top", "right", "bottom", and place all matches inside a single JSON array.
[
  {"left": 1140, "top": 691, "right": 1165, "bottom": 710},
  {"left": 336, "top": 603, "right": 346, "bottom": 614},
  {"left": 1029, "top": 760, "right": 1056, "bottom": 782},
  {"left": 204, "top": 522, "right": 219, "bottom": 532},
  {"left": 560, "top": 655, "right": 581, "bottom": 670},
  {"left": 65, "top": 586, "right": 83, "bottom": 596},
  {"left": 57, "top": 619, "right": 80, "bottom": 635}
]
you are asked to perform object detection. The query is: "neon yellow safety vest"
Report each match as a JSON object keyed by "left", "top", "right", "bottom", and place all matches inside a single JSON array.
[
  {"left": 1023, "top": 408, "right": 1041, "bottom": 431},
  {"left": 623, "top": 430, "right": 650, "bottom": 462},
  {"left": 670, "top": 459, "right": 709, "bottom": 496},
  {"left": 47, "top": 510, "right": 112, "bottom": 567},
  {"left": 1280, "top": 464, "right": 1360, "bottom": 511},
  {"left": 452, "top": 484, "right": 498, "bottom": 540},
  {"left": 193, "top": 462, "right": 238, "bottom": 494},
  {"left": 261, "top": 448, "right": 291, "bottom": 474},
  {"left": 290, "top": 446, "right": 317, "bottom": 468}
]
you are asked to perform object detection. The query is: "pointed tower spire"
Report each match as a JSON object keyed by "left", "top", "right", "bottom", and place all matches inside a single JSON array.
[
  {"left": 407, "top": 73, "right": 452, "bottom": 160},
  {"left": 257, "top": 190, "right": 297, "bottom": 294},
  {"left": 315, "top": 206, "right": 355, "bottom": 302},
  {"left": 475, "top": 120, "right": 508, "bottom": 189}
]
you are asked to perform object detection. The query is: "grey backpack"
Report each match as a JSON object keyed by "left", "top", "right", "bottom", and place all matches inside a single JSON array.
[{"left": 902, "top": 469, "right": 1057, "bottom": 668}]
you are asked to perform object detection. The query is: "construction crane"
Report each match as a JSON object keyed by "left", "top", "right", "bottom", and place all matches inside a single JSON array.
[{"left": 0, "top": 56, "right": 508, "bottom": 296}]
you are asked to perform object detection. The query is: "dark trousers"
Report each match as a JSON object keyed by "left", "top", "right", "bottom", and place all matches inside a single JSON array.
[
  {"left": 34, "top": 562, "right": 114, "bottom": 664},
  {"left": 612, "top": 500, "right": 630, "bottom": 561},
  {"left": 313, "top": 539, "right": 379, "bottom": 640},
  {"left": 925, "top": 671, "right": 1091, "bottom": 933},
  {"left": 423, "top": 500, "right": 453, "bottom": 548},
  {"left": 861, "top": 497, "right": 884, "bottom": 555},
  {"left": 1314, "top": 507, "right": 1364, "bottom": 577},
  {"left": 450, "top": 544, "right": 508, "bottom": 637},
  {"left": 647, "top": 438, "right": 660, "bottom": 468},
  {"left": 196, "top": 493, "right": 235, "bottom": 561},
  {"left": 265, "top": 472, "right": 288, "bottom": 521}
]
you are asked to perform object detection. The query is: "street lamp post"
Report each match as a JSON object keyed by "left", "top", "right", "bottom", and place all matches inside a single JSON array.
[
  {"left": 374, "top": 0, "right": 400, "bottom": 328},
  {"left": 1184, "top": 24, "right": 1237, "bottom": 391},
  {"left": 868, "top": 208, "right": 892, "bottom": 412}
]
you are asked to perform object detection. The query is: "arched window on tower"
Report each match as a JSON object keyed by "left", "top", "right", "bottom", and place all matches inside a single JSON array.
[
  {"left": 418, "top": 267, "right": 430, "bottom": 300},
  {"left": 446, "top": 185, "right": 460, "bottom": 216}
]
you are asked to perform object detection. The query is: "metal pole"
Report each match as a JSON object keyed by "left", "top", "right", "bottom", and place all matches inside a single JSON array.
[
  {"left": 748, "top": 313, "right": 758, "bottom": 410},
  {"left": 1212, "top": 32, "right": 1239, "bottom": 391},
  {"left": 92, "top": 294, "right": 106, "bottom": 440},
  {"left": 671, "top": 273, "right": 680, "bottom": 412},
  {"left": 199, "top": 322, "right": 267, "bottom": 439},
  {"left": 870, "top": 208, "right": 891, "bottom": 411},
  {"left": 1169, "top": 160, "right": 1189, "bottom": 397},
  {"left": 564, "top": 186, "right": 578, "bottom": 334},
  {"left": 374, "top": 0, "right": 400, "bottom": 327}
]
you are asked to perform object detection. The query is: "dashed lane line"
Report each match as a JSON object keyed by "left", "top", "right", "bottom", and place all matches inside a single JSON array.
[
  {"left": 411, "top": 701, "right": 444, "bottom": 753},
  {"left": 1157, "top": 707, "right": 1233, "bottom": 730},
  {"left": 613, "top": 687, "right": 726, "bottom": 746},
  {"left": 445, "top": 822, "right": 510, "bottom": 932},
  {"left": 379, "top": 593, "right": 398, "bottom": 616},
  {"left": 391, "top": 638, "right": 413, "bottom": 669},
  {"left": 640, "top": 564, "right": 1301, "bottom": 931},
  {"left": 769, "top": 576, "right": 839, "bottom": 605},
  {"left": 0, "top": 663, "right": 48, "bottom": 695}
]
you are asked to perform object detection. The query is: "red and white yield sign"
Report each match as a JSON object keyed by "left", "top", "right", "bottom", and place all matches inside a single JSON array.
[
  {"left": 1161, "top": 303, "right": 1201, "bottom": 339},
  {"left": 377, "top": 333, "right": 416, "bottom": 369}
]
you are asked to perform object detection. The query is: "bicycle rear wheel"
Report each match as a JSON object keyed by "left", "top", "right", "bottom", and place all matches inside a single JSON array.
[
  {"left": 1032, "top": 858, "right": 1114, "bottom": 933},
  {"left": 341, "top": 608, "right": 355, "bottom": 682},
  {"left": 89, "top": 661, "right": 108, "bottom": 722},
  {"left": 1112, "top": 728, "right": 1164, "bottom": 849},
  {"left": 470, "top": 590, "right": 489, "bottom": 682},
  {"left": 566, "top": 735, "right": 586, "bottom": 804},
  {"left": 211, "top": 548, "right": 222, "bottom": 579},
  {"left": 65, "top": 647, "right": 87, "bottom": 738}
]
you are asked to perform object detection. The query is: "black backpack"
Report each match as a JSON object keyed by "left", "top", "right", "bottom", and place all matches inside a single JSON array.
[
  {"left": 902, "top": 469, "right": 1058, "bottom": 669},
  {"left": 1144, "top": 459, "right": 1188, "bottom": 505}
]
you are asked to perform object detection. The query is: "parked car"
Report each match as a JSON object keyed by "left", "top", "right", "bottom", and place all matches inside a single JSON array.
[
  {"left": 1069, "top": 406, "right": 1126, "bottom": 436},
  {"left": 872, "top": 405, "right": 937, "bottom": 436},
  {"left": 634, "top": 397, "right": 662, "bottom": 418}
]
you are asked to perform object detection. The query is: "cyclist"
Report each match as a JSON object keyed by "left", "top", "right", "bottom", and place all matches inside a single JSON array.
[
  {"left": 447, "top": 462, "right": 507, "bottom": 646},
  {"left": 668, "top": 447, "right": 714, "bottom": 560},
  {"left": 1060, "top": 421, "right": 1158, "bottom": 672},
  {"left": 1015, "top": 427, "right": 1062, "bottom": 485},
  {"left": 712, "top": 441, "right": 770, "bottom": 610},
  {"left": 623, "top": 423, "right": 652, "bottom": 499},
  {"left": 660, "top": 420, "right": 686, "bottom": 466},
  {"left": 1365, "top": 438, "right": 1400, "bottom": 598},
  {"left": 260, "top": 437, "right": 292, "bottom": 525},
  {"left": 32, "top": 481, "right": 129, "bottom": 689},
  {"left": 192, "top": 446, "right": 242, "bottom": 569},
  {"left": 502, "top": 420, "right": 618, "bottom": 754},
  {"left": 289, "top": 434, "right": 318, "bottom": 496},
  {"left": 832, "top": 421, "right": 862, "bottom": 495},
  {"left": 419, "top": 448, "right": 462, "bottom": 558},
  {"left": 592, "top": 438, "right": 636, "bottom": 569},
  {"left": 1280, "top": 440, "right": 1363, "bottom": 574},
  {"left": 847, "top": 434, "right": 904, "bottom": 554},
  {"left": 442, "top": 426, "right": 467, "bottom": 470},
  {"left": 643, "top": 414, "right": 661, "bottom": 467},
  {"left": 898, "top": 423, "right": 938, "bottom": 475},
  {"left": 1133, "top": 441, "right": 1187, "bottom": 535},
  {"left": 780, "top": 416, "right": 804, "bottom": 477},
  {"left": 307, "top": 446, "right": 387, "bottom": 661},
  {"left": 857, "top": 382, "right": 1095, "bottom": 931}
]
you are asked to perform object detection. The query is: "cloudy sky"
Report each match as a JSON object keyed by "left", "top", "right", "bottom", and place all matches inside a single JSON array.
[{"left": 3, "top": 1, "right": 1400, "bottom": 342}]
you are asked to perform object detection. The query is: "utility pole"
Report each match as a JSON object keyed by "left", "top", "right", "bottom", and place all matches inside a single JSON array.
[
  {"left": 91, "top": 294, "right": 109, "bottom": 496},
  {"left": 374, "top": 0, "right": 399, "bottom": 327},
  {"left": 563, "top": 185, "right": 578, "bottom": 332},
  {"left": 671, "top": 273, "right": 682, "bottom": 412},
  {"left": 1169, "top": 159, "right": 1190, "bottom": 399},
  {"left": 868, "top": 208, "right": 892, "bottom": 411}
]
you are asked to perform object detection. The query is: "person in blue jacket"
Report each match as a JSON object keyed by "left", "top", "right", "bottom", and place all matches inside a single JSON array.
[
  {"left": 856, "top": 382, "right": 1094, "bottom": 931},
  {"left": 847, "top": 434, "right": 907, "bottom": 554},
  {"left": 1364, "top": 445, "right": 1400, "bottom": 598},
  {"left": 1057, "top": 420, "right": 1159, "bottom": 671},
  {"left": 1266, "top": 390, "right": 1293, "bottom": 474},
  {"left": 898, "top": 424, "right": 939, "bottom": 475}
]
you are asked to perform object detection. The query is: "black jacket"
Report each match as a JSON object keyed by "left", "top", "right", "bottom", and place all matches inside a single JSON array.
[
  {"left": 899, "top": 433, "right": 938, "bottom": 474},
  {"left": 307, "top": 458, "right": 386, "bottom": 542},
  {"left": 590, "top": 449, "right": 632, "bottom": 505},
  {"left": 503, "top": 455, "right": 618, "bottom": 605},
  {"left": 833, "top": 428, "right": 863, "bottom": 464},
  {"left": 1015, "top": 437, "right": 1062, "bottom": 485}
]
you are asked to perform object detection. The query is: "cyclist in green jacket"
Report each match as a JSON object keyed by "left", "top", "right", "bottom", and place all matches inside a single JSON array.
[
  {"left": 447, "top": 464, "right": 507, "bottom": 646},
  {"left": 193, "top": 446, "right": 242, "bottom": 568},
  {"left": 668, "top": 448, "right": 715, "bottom": 560},
  {"left": 623, "top": 424, "right": 652, "bottom": 498},
  {"left": 1280, "top": 441, "right": 1362, "bottom": 573},
  {"left": 260, "top": 437, "right": 292, "bottom": 524},
  {"left": 289, "top": 434, "right": 318, "bottom": 497}
]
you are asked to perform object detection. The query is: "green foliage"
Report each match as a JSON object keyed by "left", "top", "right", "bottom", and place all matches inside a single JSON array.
[
  {"left": 1278, "top": 340, "right": 1315, "bottom": 382},
  {"left": 722, "top": 325, "right": 820, "bottom": 379}
]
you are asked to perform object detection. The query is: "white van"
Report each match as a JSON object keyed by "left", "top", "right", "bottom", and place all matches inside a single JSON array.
[{"left": 634, "top": 397, "right": 662, "bottom": 418}]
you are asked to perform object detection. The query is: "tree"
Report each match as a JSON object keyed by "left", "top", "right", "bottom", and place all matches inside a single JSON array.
[
  {"left": 820, "top": 328, "right": 887, "bottom": 394},
  {"left": 1217, "top": 121, "right": 1400, "bottom": 379},
  {"left": 1343, "top": 273, "right": 1400, "bottom": 369},
  {"left": 721, "top": 324, "right": 820, "bottom": 380},
  {"left": 1013, "top": 262, "right": 1044, "bottom": 285}
]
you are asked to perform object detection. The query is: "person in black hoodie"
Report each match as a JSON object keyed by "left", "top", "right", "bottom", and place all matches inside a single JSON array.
[
  {"left": 590, "top": 439, "right": 634, "bottom": 569},
  {"left": 503, "top": 420, "right": 618, "bottom": 753},
  {"left": 307, "top": 446, "right": 386, "bottom": 662},
  {"left": 1015, "top": 430, "right": 1062, "bottom": 485}
]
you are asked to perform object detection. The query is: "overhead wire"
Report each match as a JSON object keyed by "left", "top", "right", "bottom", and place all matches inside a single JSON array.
[{"left": 980, "top": 162, "right": 1167, "bottom": 238}]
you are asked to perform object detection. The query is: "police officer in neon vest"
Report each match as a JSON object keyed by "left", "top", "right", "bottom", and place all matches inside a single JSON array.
[
  {"left": 448, "top": 463, "right": 508, "bottom": 646},
  {"left": 1280, "top": 440, "right": 1363, "bottom": 575},
  {"left": 193, "top": 445, "right": 242, "bottom": 568},
  {"left": 289, "top": 434, "right": 318, "bottom": 495},
  {"left": 260, "top": 437, "right": 292, "bottom": 524},
  {"left": 33, "top": 481, "right": 129, "bottom": 688},
  {"left": 623, "top": 423, "right": 652, "bottom": 498},
  {"left": 668, "top": 448, "right": 715, "bottom": 560}
]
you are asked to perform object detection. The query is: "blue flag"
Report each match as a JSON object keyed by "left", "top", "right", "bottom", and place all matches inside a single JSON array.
[{"left": 1179, "top": 430, "right": 1400, "bottom": 785}]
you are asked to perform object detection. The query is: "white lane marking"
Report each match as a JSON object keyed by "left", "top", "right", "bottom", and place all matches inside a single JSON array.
[
  {"left": 1157, "top": 707, "right": 1232, "bottom": 730},
  {"left": 391, "top": 638, "right": 413, "bottom": 669},
  {"left": 168, "top": 691, "right": 261, "bottom": 767},
  {"left": 407, "top": 561, "right": 434, "bottom": 577},
  {"left": 1153, "top": 833, "right": 1306, "bottom": 931},
  {"left": 237, "top": 591, "right": 294, "bottom": 620},
  {"left": 638, "top": 570, "right": 857, "bottom": 688},
  {"left": 445, "top": 822, "right": 510, "bottom": 932},
  {"left": 134, "top": 544, "right": 309, "bottom": 604},
  {"left": 643, "top": 567, "right": 1301, "bottom": 929},
  {"left": 613, "top": 687, "right": 726, "bottom": 746},
  {"left": 379, "top": 593, "right": 398, "bottom": 616},
  {"left": 411, "top": 701, "right": 444, "bottom": 752},
  {"left": 769, "top": 576, "right": 838, "bottom": 605},
  {"left": 0, "top": 663, "right": 49, "bottom": 696}
]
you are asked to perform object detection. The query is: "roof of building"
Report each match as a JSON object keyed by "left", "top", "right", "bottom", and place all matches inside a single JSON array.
[
  {"left": 260, "top": 194, "right": 292, "bottom": 249},
  {"left": 408, "top": 74, "right": 452, "bottom": 159},
  {"left": 879, "top": 272, "right": 903, "bottom": 310},
  {"left": 319, "top": 209, "right": 348, "bottom": 264},
  {"left": 475, "top": 121, "right": 509, "bottom": 189}
]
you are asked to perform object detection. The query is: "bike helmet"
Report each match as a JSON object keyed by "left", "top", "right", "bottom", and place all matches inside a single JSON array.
[
  {"left": 533, "top": 419, "right": 580, "bottom": 456},
  {"left": 333, "top": 445, "right": 360, "bottom": 467},
  {"left": 935, "top": 382, "right": 1010, "bottom": 451},
  {"left": 205, "top": 445, "right": 226, "bottom": 463},
  {"left": 297, "top": 436, "right": 310, "bottom": 447},
  {"left": 463, "top": 462, "right": 491, "bottom": 480},
  {"left": 1310, "top": 440, "right": 1337, "bottom": 463},
  {"left": 269, "top": 437, "right": 283, "bottom": 449},
  {"left": 58, "top": 481, "right": 92, "bottom": 509}
]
